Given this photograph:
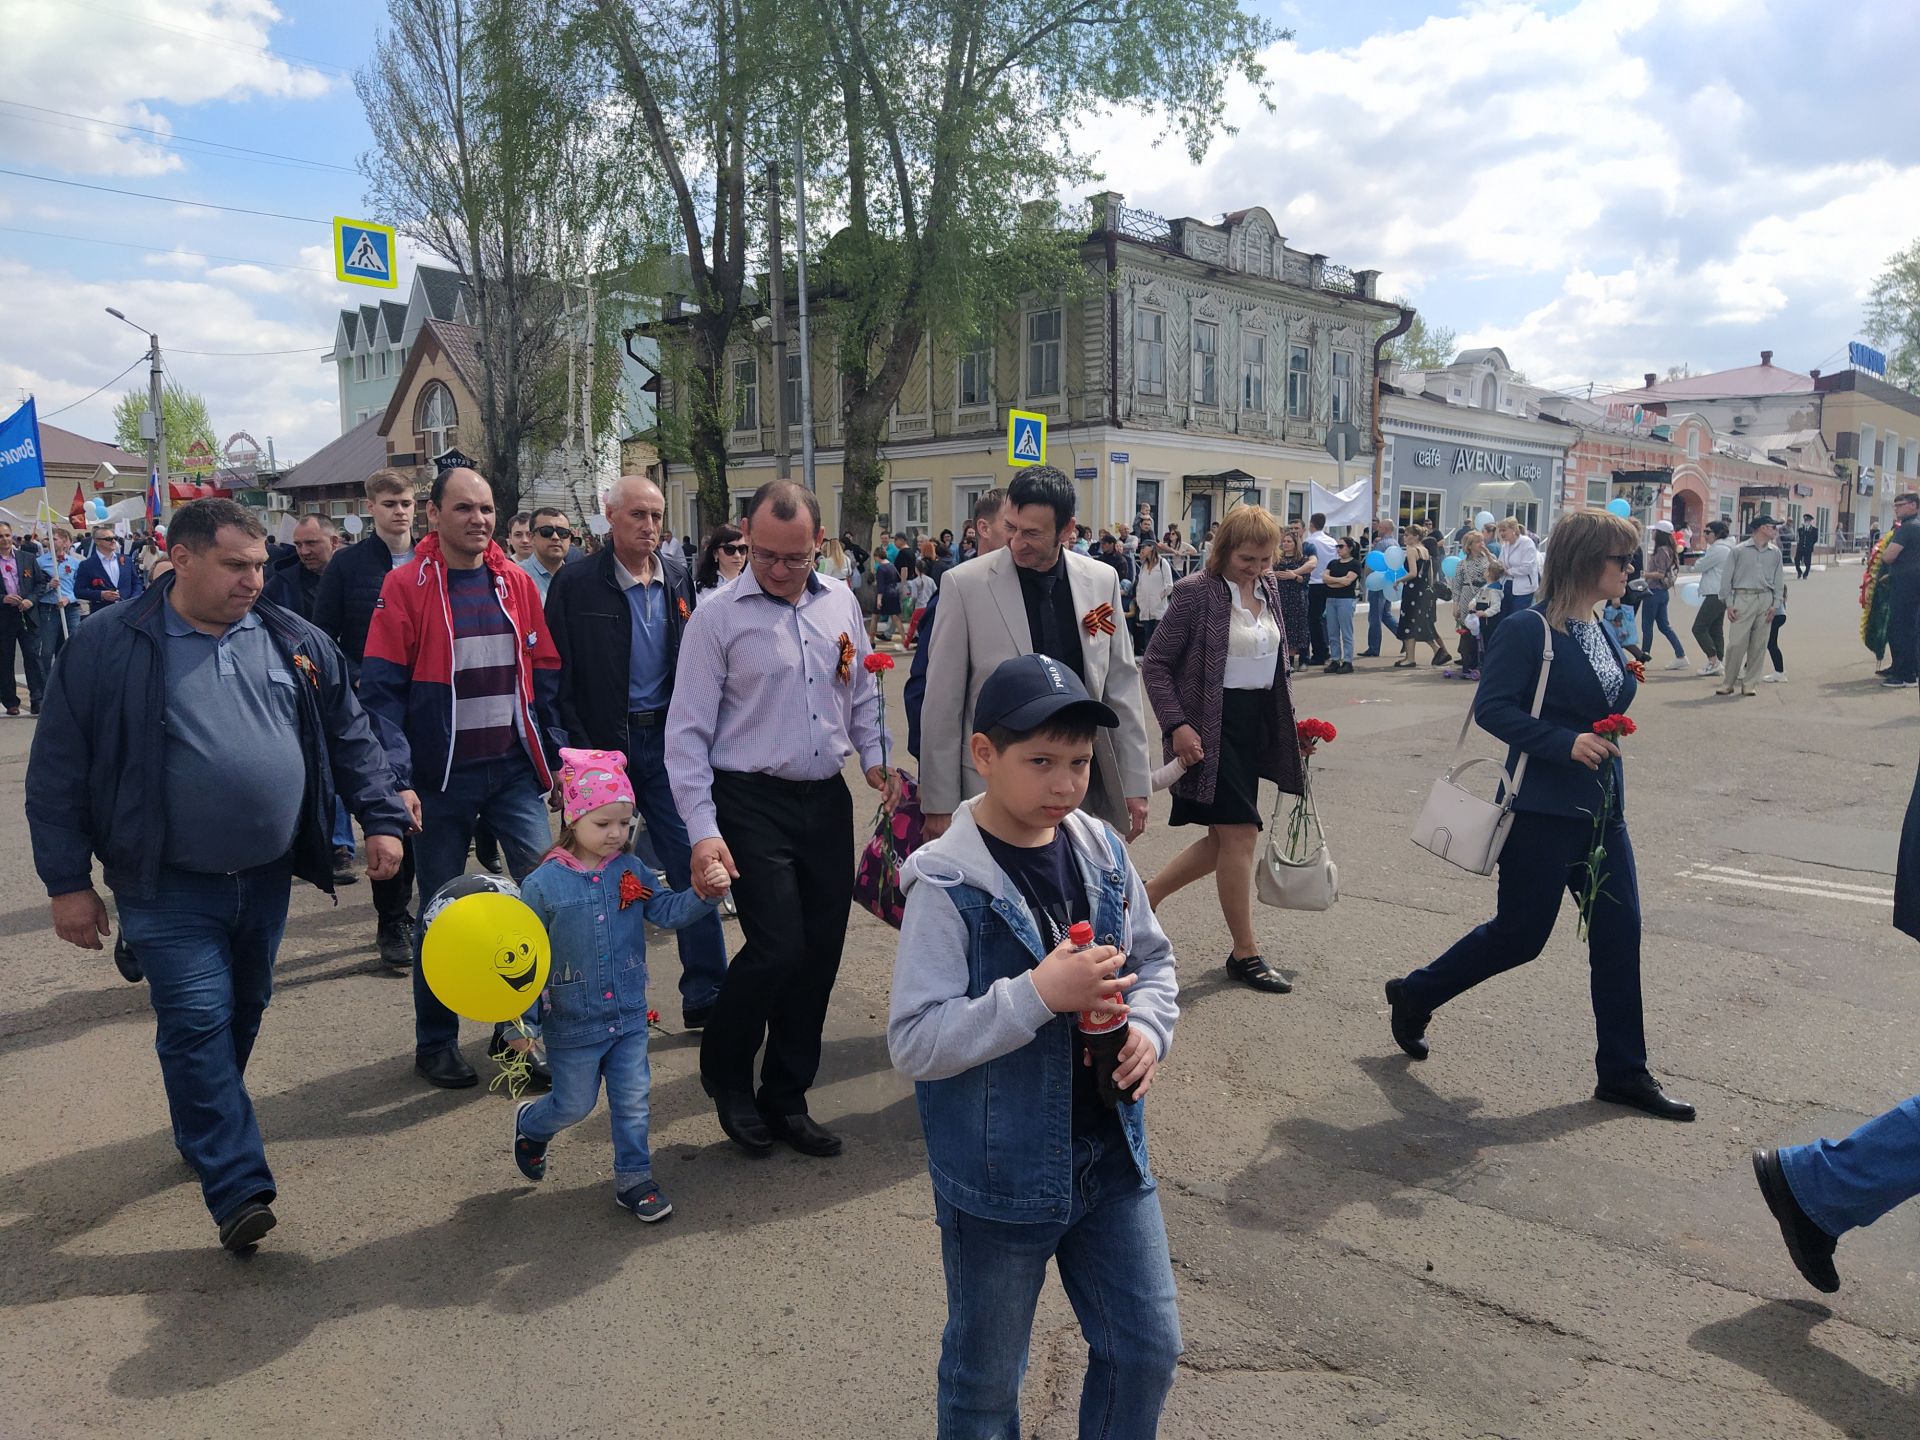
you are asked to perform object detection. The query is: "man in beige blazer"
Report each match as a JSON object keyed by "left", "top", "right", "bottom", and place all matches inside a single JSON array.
[{"left": 920, "top": 466, "right": 1152, "bottom": 841}]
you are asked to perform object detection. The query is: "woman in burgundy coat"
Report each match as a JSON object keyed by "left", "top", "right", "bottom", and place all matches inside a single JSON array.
[{"left": 1141, "top": 505, "right": 1308, "bottom": 994}]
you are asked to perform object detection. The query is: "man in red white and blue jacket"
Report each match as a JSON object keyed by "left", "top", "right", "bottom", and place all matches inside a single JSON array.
[{"left": 360, "top": 466, "right": 565, "bottom": 1089}]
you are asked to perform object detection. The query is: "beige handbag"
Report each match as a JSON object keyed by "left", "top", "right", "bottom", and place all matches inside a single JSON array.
[
  {"left": 1257, "top": 777, "right": 1338, "bottom": 911},
  {"left": 1410, "top": 613, "right": 1553, "bottom": 875}
]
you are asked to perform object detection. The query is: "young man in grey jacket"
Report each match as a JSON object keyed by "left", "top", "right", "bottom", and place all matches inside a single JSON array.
[
  {"left": 889, "top": 654, "right": 1181, "bottom": 1439},
  {"left": 1691, "top": 519, "right": 1734, "bottom": 676}
]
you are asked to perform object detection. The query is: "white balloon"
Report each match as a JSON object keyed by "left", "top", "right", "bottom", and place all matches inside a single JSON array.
[
  {"left": 586, "top": 514, "right": 611, "bottom": 536},
  {"left": 1475, "top": 510, "right": 1496, "bottom": 528},
  {"left": 343, "top": 514, "right": 364, "bottom": 535},
  {"left": 1676, "top": 578, "right": 1703, "bottom": 608}
]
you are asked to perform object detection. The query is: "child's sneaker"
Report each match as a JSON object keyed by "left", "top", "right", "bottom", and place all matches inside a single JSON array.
[
  {"left": 513, "top": 1100, "right": 548, "bottom": 1182},
  {"left": 1664, "top": 656, "right": 1691, "bottom": 671},
  {"left": 616, "top": 1182, "right": 673, "bottom": 1223},
  {"left": 1463, "top": 668, "right": 1481, "bottom": 680}
]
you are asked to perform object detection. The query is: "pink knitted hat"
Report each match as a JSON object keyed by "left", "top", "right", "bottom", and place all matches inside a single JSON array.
[{"left": 557, "top": 747, "right": 636, "bottom": 823}]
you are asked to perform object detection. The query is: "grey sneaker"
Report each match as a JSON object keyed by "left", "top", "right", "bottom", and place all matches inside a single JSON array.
[{"left": 616, "top": 1182, "right": 673, "bottom": 1222}]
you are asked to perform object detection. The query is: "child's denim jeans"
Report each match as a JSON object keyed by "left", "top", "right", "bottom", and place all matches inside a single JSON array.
[
  {"left": 517, "top": 1029, "right": 653, "bottom": 1192},
  {"left": 932, "top": 1124, "right": 1182, "bottom": 1440}
]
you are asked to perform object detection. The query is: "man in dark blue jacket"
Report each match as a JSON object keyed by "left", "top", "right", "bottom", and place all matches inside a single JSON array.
[
  {"left": 72, "top": 525, "right": 143, "bottom": 613},
  {"left": 313, "top": 469, "right": 420, "bottom": 963},
  {"left": 26, "top": 499, "right": 410, "bottom": 1254},
  {"left": 546, "top": 474, "right": 726, "bottom": 1026}
]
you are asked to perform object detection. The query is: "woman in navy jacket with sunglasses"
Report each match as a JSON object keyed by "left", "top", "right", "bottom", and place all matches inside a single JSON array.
[{"left": 1383, "top": 510, "right": 1694, "bottom": 1122}]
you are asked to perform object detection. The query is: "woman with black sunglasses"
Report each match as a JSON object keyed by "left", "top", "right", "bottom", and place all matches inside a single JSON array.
[
  {"left": 1384, "top": 509, "right": 1694, "bottom": 1124},
  {"left": 696, "top": 524, "right": 748, "bottom": 594}
]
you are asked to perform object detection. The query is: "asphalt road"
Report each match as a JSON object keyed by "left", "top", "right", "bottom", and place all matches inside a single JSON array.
[{"left": 1, "top": 562, "right": 1917, "bottom": 1438}]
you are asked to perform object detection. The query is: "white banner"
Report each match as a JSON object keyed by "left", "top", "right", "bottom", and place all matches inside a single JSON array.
[{"left": 1308, "top": 476, "right": 1372, "bottom": 528}]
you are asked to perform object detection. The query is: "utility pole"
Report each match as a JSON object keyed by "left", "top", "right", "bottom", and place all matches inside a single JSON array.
[
  {"left": 794, "top": 132, "right": 816, "bottom": 494},
  {"left": 766, "top": 160, "right": 791, "bottom": 481},
  {"left": 149, "top": 327, "right": 165, "bottom": 521}
]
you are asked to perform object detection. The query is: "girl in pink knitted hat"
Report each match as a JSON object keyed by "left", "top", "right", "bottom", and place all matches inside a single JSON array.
[{"left": 511, "top": 748, "right": 730, "bottom": 1221}]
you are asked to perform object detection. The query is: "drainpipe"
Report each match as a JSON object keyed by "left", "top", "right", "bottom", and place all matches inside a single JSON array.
[
  {"left": 1105, "top": 228, "right": 1120, "bottom": 429},
  {"left": 1370, "top": 306, "right": 1415, "bottom": 520}
]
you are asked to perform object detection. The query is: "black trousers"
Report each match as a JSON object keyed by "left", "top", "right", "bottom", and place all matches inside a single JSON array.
[
  {"left": 1306, "top": 586, "right": 1330, "bottom": 664},
  {"left": 1398, "top": 809, "right": 1648, "bottom": 1086},
  {"left": 370, "top": 833, "right": 416, "bottom": 922},
  {"left": 701, "top": 770, "right": 855, "bottom": 1114},
  {"left": 1794, "top": 545, "right": 1814, "bottom": 580},
  {"left": 1887, "top": 576, "right": 1920, "bottom": 683},
  {"left": 0, "top": 606, "right": 25, "bottom": 708}
]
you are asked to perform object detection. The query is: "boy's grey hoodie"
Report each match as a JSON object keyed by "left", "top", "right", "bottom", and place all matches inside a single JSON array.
[{"left": 888, "top": 797, "right": 1178, "bottom": 1083}]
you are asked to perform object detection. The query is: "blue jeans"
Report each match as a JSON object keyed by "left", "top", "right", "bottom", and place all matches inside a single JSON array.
[
  {"left": 30, "top": 603, "right": 69, "bottom": 691},
  {"left": 518, "top": 1028, "right": 655, "bottom": 1192},
  {"left": 934, "top": 1126, "right": 1182, "bottom": 1440},
  {"left": 413, "top": 758, "right": 555, "bottom": 1054},
  {"left": 115, "top": 860, "right": 293, "bottom": 1226},
  {"left": 1641, "top": 587, "right": 1686, "bottom": 659},
  {"left": 1325, "top": 596, "right": 1355, "bottom": 661},
  {"left": 626, "top": 724, "right": 727, "bottom": 1011},
  {"left": 1779, "top": 1096, "right": 1920, "bottom": 1237},
  {"left": 332, "top": 798, "right": 354, "bottom": 849},
  {"left": 1364, "top": 592, "right": 1398, "bottom": 652}
]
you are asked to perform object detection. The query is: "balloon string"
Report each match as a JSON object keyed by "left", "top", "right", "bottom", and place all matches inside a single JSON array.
[{"left": 489, "top": 1018, "right": 540, "bottom": 1100}]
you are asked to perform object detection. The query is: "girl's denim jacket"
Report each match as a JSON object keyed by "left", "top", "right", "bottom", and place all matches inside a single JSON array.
[{"left": 518, "top": 850, "right": 718, "bottom": 1049}]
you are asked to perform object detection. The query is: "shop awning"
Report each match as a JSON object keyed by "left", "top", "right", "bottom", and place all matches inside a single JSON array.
[
  {"left": 1180, "top": 469, "right": 1261, "bottom": 520},
  {"left": 1463, "top": 479, "right": 1536, "bottom": 502},
  {"left": 1738, "top": 484, "right": 1788, "bottom": 498}
]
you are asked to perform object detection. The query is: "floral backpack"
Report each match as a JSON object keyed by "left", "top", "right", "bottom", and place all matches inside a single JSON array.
[{"left": 854, "top": 770, "right": 925, "bottom": 929}]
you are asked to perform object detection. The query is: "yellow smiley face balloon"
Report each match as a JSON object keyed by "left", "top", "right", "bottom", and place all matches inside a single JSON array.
[{"left": 421, "top": 891, "right": 551, "bottom": 1024}]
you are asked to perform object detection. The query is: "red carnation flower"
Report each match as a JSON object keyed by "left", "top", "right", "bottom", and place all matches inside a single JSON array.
[
  {"left": 1297, "top": 718, "right": 1337, "bottom": 745},
  {"left": 864, "top": 652, "right": 895, "bottom": 673},
  {"left": 1593, "top": 714, "right": 1637, "bottom": 739}
]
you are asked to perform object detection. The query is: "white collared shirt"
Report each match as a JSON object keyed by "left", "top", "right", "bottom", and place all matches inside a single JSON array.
[{"left": 1222, "top": 578, "right": 1281, "bottom": 689}]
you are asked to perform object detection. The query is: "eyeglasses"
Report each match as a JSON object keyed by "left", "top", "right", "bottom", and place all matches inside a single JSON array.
[
  {"left": 1606, "top": 553, "right": 1636, "bottom": 570},
  {"left": 533, "top": 526, "right": 572, "bottom": 540},
  {"left": 718, "top": 542, "right": 749, "bottom": 557},
  {"left": 749, "top": 547, "right": 814, "bottom": 571}
]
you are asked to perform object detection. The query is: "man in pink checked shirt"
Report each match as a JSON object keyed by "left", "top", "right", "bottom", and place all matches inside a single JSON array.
[{"left": 668, "top": 479, "right": 899, "bottom": 1160}]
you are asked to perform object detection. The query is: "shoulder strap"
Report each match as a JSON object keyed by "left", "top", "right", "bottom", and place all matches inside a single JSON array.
[{"left": 1452, "top": 608, "right": 1555, "bottom": 768}]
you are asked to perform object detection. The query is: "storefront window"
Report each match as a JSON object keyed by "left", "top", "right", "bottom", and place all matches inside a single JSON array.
[{"left": 1398, "top": 487, "right": 1443, "bottom": 531}]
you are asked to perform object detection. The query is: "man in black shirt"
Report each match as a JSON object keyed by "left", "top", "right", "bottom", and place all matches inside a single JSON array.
[
  {"left": 1879, "top": 494, "right": 1920, "bottom": 688},
  {"left": 1795, "top": 515, "right": 1819, "bottom": 581}
]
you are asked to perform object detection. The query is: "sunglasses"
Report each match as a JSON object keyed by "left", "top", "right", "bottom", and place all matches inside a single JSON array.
[
  {"left": 533, "top": 525, "right": 572, "bottom": 540},
  {"left": 718, "top": 542, "right": 749, "bottom": 557},
  {"left": 1606, "top": 553, "right": 1636, "bottom": 570}
]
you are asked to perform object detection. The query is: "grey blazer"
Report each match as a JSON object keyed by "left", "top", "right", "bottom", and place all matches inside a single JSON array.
[{"left": 918, "top": 546, "right": 1152, "bottom": 829}]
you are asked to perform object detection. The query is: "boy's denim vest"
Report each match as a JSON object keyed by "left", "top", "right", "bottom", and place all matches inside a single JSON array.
[
  {"left": 520, "top": 856, "right": 652, "bottom": 1049},
  {"left": 915, "top": 833, "right": 1153, "bottom": 1225}
]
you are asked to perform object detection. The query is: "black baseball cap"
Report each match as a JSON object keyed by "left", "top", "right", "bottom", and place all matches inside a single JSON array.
[{"left": 973, "top": 654, "right": 1119, "bottom": 734}]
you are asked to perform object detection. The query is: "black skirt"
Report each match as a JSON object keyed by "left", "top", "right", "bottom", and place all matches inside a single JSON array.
[{"left": 1170, "top": 686, "right": 1267, "bottom": 829}]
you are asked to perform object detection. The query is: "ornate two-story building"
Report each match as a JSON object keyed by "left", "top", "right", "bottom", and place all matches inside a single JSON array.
[{"left": 661, "top": 193, "right": 1399, "bottom": 545}]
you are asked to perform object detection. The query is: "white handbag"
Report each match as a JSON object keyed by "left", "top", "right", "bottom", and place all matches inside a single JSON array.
[
  {"left": 1410, "top": 612, "right": 1553, "bottom": 875},
  {"left": 1257, "top": 777, "right": 1338, "bottom": 911}
]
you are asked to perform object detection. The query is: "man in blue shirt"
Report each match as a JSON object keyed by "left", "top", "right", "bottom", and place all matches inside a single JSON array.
[
  {"left": 28, "top": 525, "right": 80, "bottom": 688},
  {"left": 26, "top": 498, "right": 409, "bottom": 1252},
  {"left": 545, "top": 475, "right": 724, "bottom": 1027}
]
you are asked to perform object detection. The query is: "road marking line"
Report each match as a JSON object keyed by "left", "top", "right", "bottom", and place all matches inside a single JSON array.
[
  {"left": 1695, "top": 864, "right": 1894, "bottom": 897},
  {"left": 1679, "top": 871, "right": 1892, "bottom": 907}
]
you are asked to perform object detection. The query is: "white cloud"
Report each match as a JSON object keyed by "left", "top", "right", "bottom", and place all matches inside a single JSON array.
[
  {"left": 1082, "top": 0, "right": 1920, "bottom": 390},
  {"left": 0, "top": 0, "right": 335, "bottom": 175}
]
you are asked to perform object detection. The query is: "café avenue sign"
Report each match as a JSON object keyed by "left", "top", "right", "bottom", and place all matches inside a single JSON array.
[{"left": 1410, "top": 443, "right": 1546, "bottom": 484}]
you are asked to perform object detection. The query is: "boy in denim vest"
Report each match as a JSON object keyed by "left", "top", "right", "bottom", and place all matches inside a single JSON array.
[{"left": 890, "top": 654, "right": 1182, "bottom": 1439}]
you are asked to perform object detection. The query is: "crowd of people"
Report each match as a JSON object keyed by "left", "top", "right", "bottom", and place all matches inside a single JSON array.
[{"left": 15, "top": 459, "right": 1915, "bottom": 1437}]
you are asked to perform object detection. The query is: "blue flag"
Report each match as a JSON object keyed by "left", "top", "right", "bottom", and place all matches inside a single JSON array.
[{"left": 0, "top": 397, "right": 47, "bottom": 503}]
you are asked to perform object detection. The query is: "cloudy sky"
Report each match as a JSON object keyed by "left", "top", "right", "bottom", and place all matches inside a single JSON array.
[{"left": 3, "top": 0, "right": 1917, "bottom": 466}]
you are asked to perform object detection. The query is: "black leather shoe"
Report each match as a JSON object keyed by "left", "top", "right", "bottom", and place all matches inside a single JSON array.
[
  {"left": 1594, "top": 1073, "right": 1695, "bottom": 1121},
  {"left": 1383, "top": 978, "right": 1429, "bottom": 1060},
  {"left": 415, "top": 1046, "right": 478, "bottom": 1089},
  {"left": 218, "top": 1196, "right": 276, "bottom": 1254},
  {"left": 760, "top": 1105, "right": 844, "bottom": 1157},
  {"left": 376, "top": 915, "right": 415, "bottom": 969},
  {"left": 332, "top": 846, "right": 359, "bottom": 885},
  {"left": 714, "top": 1092, "right": 774, "bottom": 1154},
  {"left": 680, "top": 1004, "right": 714, "bottom": 1031},
  {"left": 1225, "top": 953, "right": 1291, "bottom": 994},
  {"left": 1752, "top": 1147, "right": 1841, "bottom": 1293}
]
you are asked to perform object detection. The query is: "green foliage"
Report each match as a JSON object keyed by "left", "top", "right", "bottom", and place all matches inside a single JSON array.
[
  {"left": 1386, "top": 304, "right": 1456, "bottom": 371},
  {"left": 1867, "top": 239, "right": 1920, "bottom": 392},
  {"left": 111, "top": 382, "right": 215, "bottom": 475}
]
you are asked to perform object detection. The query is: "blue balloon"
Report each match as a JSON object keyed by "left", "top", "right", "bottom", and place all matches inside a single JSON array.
[
  {"left": 1390, "top": 566, "right": 1407, "bottom": 583},
  {"left": 1365, "top": 551, "right": 1388, "bottom": 573},
  {"left": 1389, "top": 580, "right": 1405, "bottom": 603},
  {"left": 1384, "top": 544, "right": 1406, "bottom": 570},
  {"left": 1475, "top": 510, "right": 1497, "bottom": 529},
  {"left": 1365, "top": 570, "right": 1387, "bottom": 592},
  {"left": 1441, "top": 555, "right": 1461, "bottom": 579},
  {"left": 1607, "top": 498, "right": 1633, "bottom": 517}
]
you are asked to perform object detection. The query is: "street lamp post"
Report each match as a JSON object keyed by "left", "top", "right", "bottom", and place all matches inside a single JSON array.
[{"left": 105, "top": 307, "right": 163, "bottom": 522}]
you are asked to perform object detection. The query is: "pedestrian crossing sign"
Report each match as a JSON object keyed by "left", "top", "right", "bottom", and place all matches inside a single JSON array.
[
  {"left": 334, "top": 217, "right": 398, "bottom": 289},
  {"left": 1008, "top": 410, "right": 1047, "bottom": 468}
]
